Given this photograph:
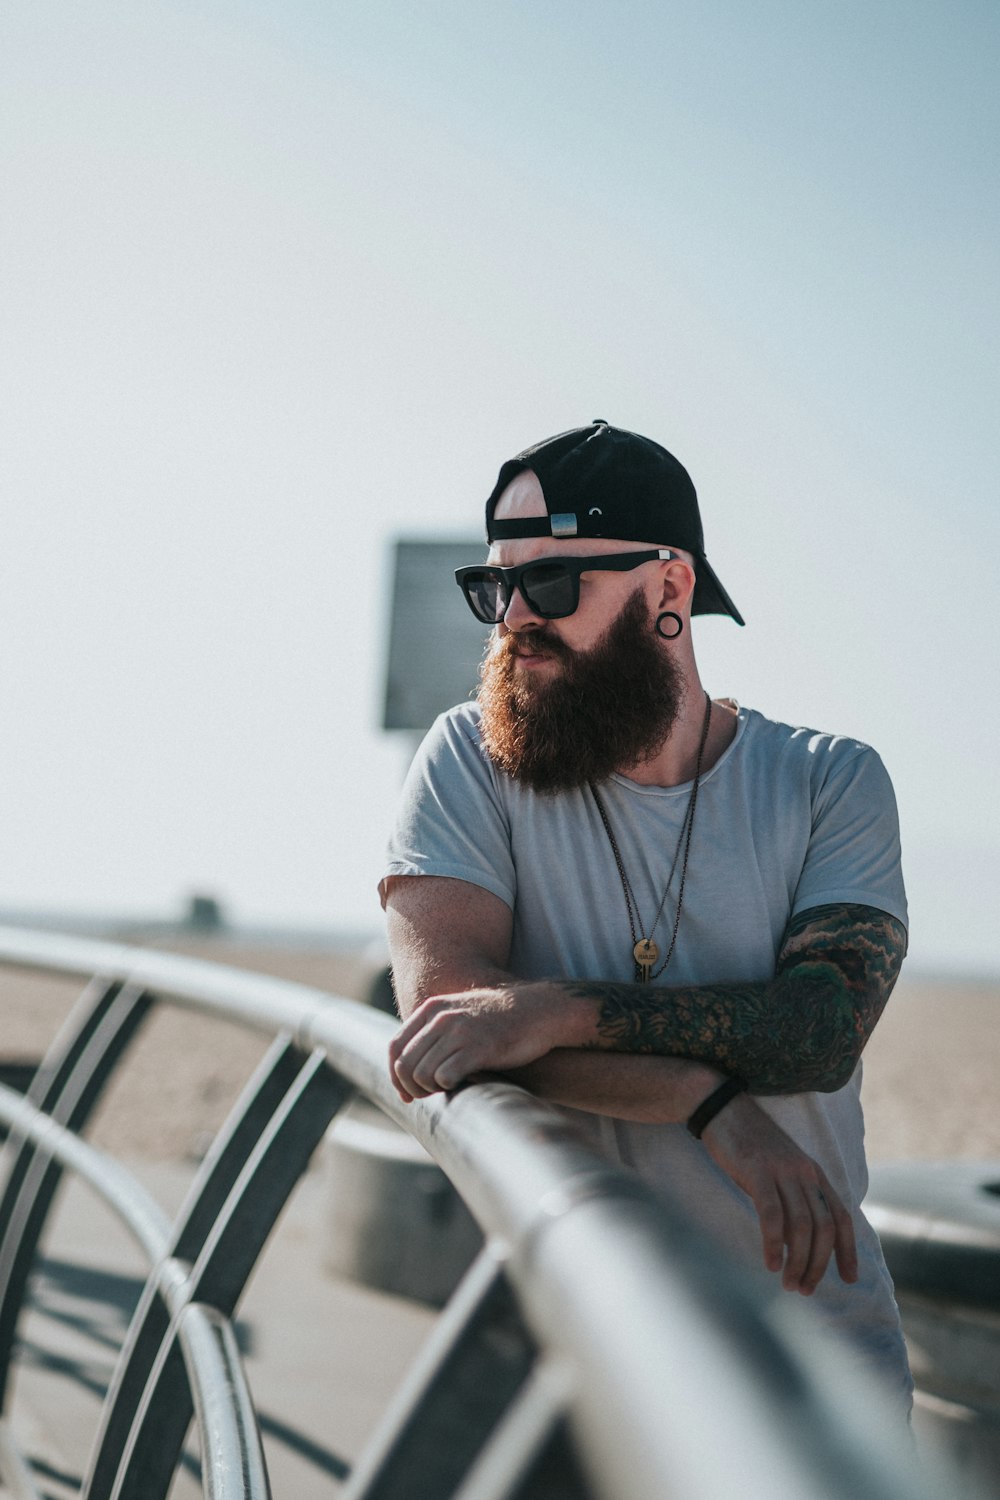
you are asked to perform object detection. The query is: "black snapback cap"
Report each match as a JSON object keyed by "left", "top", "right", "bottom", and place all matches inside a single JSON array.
[{"left": 485, "top": 419, "right": 744, "bottom": 625}]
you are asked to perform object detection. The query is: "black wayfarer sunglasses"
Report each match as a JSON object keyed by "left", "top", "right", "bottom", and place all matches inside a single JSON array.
[{"left": 454, "top": 550, "right": 675, "bottom": 624}]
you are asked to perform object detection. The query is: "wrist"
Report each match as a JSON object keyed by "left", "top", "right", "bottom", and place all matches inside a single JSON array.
[
  {"left": 550, "top": 982, "right": 609, "bottom": 1048},
  {"left": 687, "top": 1076, "right": 747, "bottom": 1139},
  {"left": 674, "top": 1062, "right": 727, "bottom": 1122}
]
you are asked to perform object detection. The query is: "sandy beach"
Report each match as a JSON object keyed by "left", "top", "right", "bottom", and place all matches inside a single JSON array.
[
  {"left": 1, "top": 936, "right": 997, "bottom": 1166},
  {"left": 860, "top": 970, "right": 1000, "bottom": 1164}
]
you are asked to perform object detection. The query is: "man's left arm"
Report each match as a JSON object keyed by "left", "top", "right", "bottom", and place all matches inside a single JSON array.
[
  {"left": 390, "top": 902, "right": 906, "bottom": 1098},
  {"left": 573, "top": 901, "right": 906, "bottom": 1094}
]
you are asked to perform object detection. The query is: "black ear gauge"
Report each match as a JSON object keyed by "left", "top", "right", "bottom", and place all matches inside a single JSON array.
[{"left": 655, "top": 611, "right": 684, "bottom": 640}]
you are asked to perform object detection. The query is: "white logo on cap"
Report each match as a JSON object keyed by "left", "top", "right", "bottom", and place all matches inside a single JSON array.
[{"left": 589, "top": 507, "right": 603, "bottom": 517}]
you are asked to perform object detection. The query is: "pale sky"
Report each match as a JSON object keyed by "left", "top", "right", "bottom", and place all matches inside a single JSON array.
[{"left": 2, "top": 1, "right": 997, "bottom": 973}]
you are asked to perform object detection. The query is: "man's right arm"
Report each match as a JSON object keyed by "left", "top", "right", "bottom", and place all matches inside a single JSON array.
[
  {"left": 384, "top": 873, "right": 723, "bottom": 1121},
  {"left": 385, "top": 872, "right": 514, "bottom": 1014}
]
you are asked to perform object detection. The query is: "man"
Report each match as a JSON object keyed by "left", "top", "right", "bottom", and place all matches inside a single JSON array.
[{"left": 379, "top": 420, "right": 910, "bottom": 1406}]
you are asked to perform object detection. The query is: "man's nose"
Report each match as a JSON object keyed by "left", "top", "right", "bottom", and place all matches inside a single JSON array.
[{"left": 501, "top": 584, "right": 546, "bottom": 631}]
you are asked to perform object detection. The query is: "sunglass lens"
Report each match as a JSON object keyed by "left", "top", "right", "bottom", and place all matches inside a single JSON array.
[
  {"left": 521, "top": 561, "right": 575, "bottom": 618},
  {"left": 464, "top": 570, "right": 506, "bottom": 622}
]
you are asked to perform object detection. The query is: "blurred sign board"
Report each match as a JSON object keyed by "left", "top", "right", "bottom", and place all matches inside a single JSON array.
[{"left": 383, "top": 538, "right": 491, "bottom": 731}]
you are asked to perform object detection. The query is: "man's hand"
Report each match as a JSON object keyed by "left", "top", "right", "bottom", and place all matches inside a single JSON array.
[
  {"left": 388, "top": 983, "right": 583, "bottom": 1102},
  {"left": 700, "top": 1092, "right": 858, "bottom": 1295},
  {"left": 500, "top": 1053, "right": 858, "bottom": 1295}
]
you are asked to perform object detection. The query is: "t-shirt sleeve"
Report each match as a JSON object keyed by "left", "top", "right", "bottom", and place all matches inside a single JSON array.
[
  {"left": 378, "top": 708, "right": 516, "bottom": 911},
  {"left": 791, "top": 745, "right": 908, "bottom": 930}
]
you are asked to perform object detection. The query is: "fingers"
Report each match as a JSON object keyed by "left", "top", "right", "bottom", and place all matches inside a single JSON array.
[
  {"left": 778, "top": 1179, "right": 836, "bottom": 1294},
  {"left": 707, "top": 1102, "right": 858, "bottom": 1295},
  {"left": 799, "top": 1185, "right": 837, "bottom": 1294},
  {"left": 773, "top": 1173, "right": 856, "bottom": 1295},
  {"left": 752, "top": 1182, "right": 787, "bottom": 1276},
  {"left": 389, "top": 1028, "right": 469, "bottom": 1101},
  {"left": 388, "top": 996, "right": 493, "bottom": 1100},
  {"left": 387, "top": 986, "right": 551, "bottom": 1102},
  {"left": 749, "top": 1177, "right": 824, "bottom": 1290},
  {"left": 820, "top": 1169, "right": 858, "bottom": 1285},
  {"left": 388, "top": 1001, "right": 450, "bottom": 1100}
]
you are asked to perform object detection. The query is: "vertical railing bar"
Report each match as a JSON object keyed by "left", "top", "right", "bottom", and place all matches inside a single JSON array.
[
  {"left": 0, "top": 975, "right": 122, "bottom": 1244},
  {"left": 0, "top": 980, "right": 151, "bottom": 1233},
  {"left": 23, "top": 974, "right": 127, "bottom": 1109},
  {"left": 449, "top": 1357, "right": 576, "bottom": 1500},
  {"left": 184, "top": 1052, "right": 352, "bottom": 1314},
  {"left": 106, "top": 1313, "right": 191, "bottom": 1500},
  {"left": 88, "top": 1051, "right": 349, "bottom": 1500},
  {"left": 170, "top": 1034, "right": 312, "bottom": 1263},
  {"left": 79, "top": 1276, "right": 175, "bottom": 1500},
  {"left": 0, "top": 981, "right": 154, "bottom": 1409},
  {"left": 22, "top": 975, "right": 125, "bottom": 1110},
  {"left": 341, "top": 1246, "right": 508, "bottom": 1498},
  {"left": 341, "top": 1246, "right": 538, "bottom": 1500},
  {"left": 80, "top": 1033, "right": 319, "bottom": 1500}
]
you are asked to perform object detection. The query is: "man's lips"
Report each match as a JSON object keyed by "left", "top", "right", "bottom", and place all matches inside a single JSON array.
[
  {"left": 511, "top": 644, "right": 558, "bottom": 665},
  {"left": 508, "top": 634, "right": 563, "bottom": 660}
]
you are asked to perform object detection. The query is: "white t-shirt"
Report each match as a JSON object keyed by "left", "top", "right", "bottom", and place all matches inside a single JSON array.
[{"left": 381, "top": 700, "right": 911, "bottom": 1404}]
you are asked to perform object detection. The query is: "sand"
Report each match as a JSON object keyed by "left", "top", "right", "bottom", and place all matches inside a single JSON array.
[
  {"left": 1, "top": 936, "right": 997, "bottom": 1165},
  {"left": 860, "top": 972, "right": 1000, "bottom": 1162}
]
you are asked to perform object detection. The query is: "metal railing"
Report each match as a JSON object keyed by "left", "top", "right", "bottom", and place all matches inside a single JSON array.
[{"left": 0, "top": 926, "right": 969, "bottom": 1500}]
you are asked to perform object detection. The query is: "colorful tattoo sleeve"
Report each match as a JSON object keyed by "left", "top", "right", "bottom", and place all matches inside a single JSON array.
[{"left": 571, "top": 903, "right": 907, "bottom": 1094}]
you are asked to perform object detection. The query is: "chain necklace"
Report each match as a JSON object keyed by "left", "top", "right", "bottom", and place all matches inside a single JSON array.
[{"left": 590, "top": 691, "right": 712, "bottom": 984}]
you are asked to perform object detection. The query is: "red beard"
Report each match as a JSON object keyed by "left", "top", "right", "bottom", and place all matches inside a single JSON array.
[{"left": 477, "top": 590, "right": 685, "bottom": 792}]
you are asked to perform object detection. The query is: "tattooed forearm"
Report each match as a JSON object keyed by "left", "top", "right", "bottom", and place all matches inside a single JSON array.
[{"left": 572, "top": 903, "right": 906, "bottom": 1094}]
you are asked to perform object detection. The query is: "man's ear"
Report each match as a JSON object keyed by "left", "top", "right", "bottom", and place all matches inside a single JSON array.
[{"left": 657, "top": 557, "right": 696, "bottom": 614}]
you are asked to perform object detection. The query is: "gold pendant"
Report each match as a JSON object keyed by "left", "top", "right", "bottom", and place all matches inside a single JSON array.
[{"left": 633, "top": 938, "right": 659, "bottom": 983}]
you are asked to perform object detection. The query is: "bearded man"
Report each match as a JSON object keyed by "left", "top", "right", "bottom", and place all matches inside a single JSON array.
[{"left": 379, "top": 420, "right": 911, "bottom": 1409}]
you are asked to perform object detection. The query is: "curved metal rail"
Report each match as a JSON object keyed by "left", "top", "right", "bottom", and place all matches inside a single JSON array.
[
  {"left": 0, "top": 1084, "right": 268, "bottom": 1499},
  {"left": 0, "top": 926, "right": 972, "bottom": 1500}
]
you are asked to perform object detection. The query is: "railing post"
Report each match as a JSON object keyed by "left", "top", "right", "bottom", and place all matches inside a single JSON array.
[
  {"left": 84, "top": 1045, "right": 350, "bottom": 1500},
  {"left": 341, "top": 1249, "right": 540, "bottom": 1500},
  {"left": 0, "top": 976, "right": 152, "bottom": 1408},
  {"left": 82, "top": 1031, "right": 311, "bottom": 1495}
]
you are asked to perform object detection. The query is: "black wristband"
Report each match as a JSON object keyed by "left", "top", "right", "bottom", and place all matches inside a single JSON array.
[{"left": 686, "top": 1076, "right": 746, "bottom": 1139}]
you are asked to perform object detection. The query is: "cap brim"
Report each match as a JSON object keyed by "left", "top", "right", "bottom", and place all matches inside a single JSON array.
[{"left": 692, "top": 557, "right": 745, "bottom": 626}]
